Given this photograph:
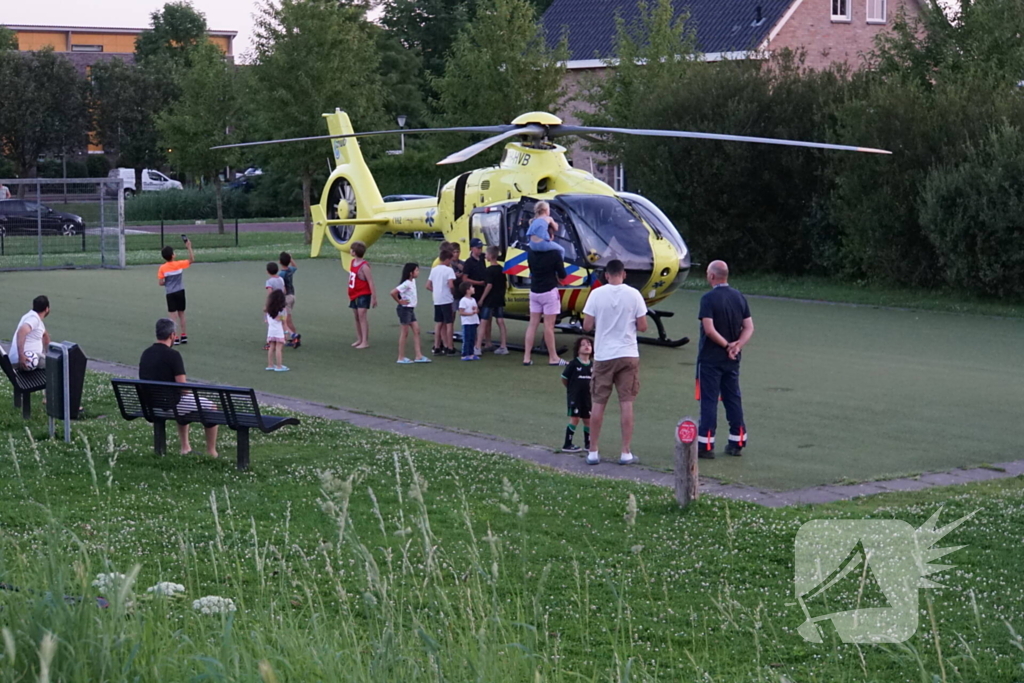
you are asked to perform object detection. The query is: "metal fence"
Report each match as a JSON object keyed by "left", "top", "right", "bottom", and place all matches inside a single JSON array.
[{"left": 0, "top": 177, "right": 125, "bottom": 271}]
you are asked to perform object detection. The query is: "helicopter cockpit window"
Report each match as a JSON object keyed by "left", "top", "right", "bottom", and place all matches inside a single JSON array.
[
  {"left": 558, "top": 194, "right": 654, "bottom": 271},
  {"left": 470, "top": 211, "right": 503, "bottom": 252},
  {"left": 620, "top": 192, "right": 689, "bottom": 265}
]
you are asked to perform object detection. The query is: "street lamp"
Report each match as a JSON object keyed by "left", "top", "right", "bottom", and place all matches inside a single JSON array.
[{"left": 388, "top": 114, "right": 408, "bottom": 155}]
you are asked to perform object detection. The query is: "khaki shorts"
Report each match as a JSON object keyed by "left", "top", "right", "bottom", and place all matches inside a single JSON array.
[
  {"left": 285, "top": 294, "right": 296, "bottom": 312},
  {"left": 591, "top": 357, "right": 640, "bottom": 404}
]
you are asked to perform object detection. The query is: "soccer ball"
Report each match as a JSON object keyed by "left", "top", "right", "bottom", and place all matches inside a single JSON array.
[{"left": 22, "top": 351, "right": 39, "bottom": 370}]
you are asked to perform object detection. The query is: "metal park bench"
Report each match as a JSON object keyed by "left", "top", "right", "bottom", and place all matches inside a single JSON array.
[
  {"left": 0, "top": 344, "right": 46, "bottom": 419},
  {"left": 110, "top": 378, "right": 300, "bottom": 471}
]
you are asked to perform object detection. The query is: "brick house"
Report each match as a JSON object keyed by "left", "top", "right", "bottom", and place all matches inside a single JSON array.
[{"left": 542, "top": 0, "right": 925, "bottom": 185}]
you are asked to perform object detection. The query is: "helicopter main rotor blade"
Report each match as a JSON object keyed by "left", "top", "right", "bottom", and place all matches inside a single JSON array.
[
  {"left": 210, "top": 125, "right": 517, "bottom": 151},
  {"left": 550, "top": 125, "right": 892, "bottom": 155},
  {"left": 437, "top": 125, "right": 547, "bottom": 165}
]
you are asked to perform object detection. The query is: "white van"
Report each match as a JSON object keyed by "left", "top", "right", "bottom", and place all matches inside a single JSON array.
[{"left": 106, "top": 168, "right": 183, "bottom": 198}]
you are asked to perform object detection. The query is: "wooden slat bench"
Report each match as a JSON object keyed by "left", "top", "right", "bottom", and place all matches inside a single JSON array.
[
  {"left": 1, "top": 344, "right": 46, "bottom": 419},
  {"left": 110, "top": 378, "right": 300, "bottom": 471}
]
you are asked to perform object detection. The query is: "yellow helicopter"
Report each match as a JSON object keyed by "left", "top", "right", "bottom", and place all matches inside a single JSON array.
[{"left": 218, "top": 110, "right": 888, "bottom": 346}]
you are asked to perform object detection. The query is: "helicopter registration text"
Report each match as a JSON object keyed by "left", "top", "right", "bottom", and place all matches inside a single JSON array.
[{"left": 504, "top": 149, "right": 532, "bottom": 167}]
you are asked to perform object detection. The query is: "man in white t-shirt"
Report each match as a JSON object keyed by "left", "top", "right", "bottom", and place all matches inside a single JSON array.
[
  {"left": 425, "top": 247, "right": 457, "bottom": 355},
  {"left": 582, "top": 260, "right": 648, "bottom": 466},
  {"left": 9, "top": 295, "right": 51, "bottom": 370}
]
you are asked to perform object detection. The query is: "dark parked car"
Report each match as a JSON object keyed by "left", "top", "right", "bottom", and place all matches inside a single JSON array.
[{"left": 0, "top": 200, "right": 85, "bottom": 237}]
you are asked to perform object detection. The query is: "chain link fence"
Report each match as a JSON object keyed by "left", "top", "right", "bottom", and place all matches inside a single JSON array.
[{"left": 0, "top": 177, "right": 125, "bottom": 271}]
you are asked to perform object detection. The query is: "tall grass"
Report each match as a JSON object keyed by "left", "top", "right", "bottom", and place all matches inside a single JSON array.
[
  {"left": 0, "top": 439, "right": 668, "bottom": 681},
  {"left": 1, "top": 383, "right": 1022, "bottom": 681}
]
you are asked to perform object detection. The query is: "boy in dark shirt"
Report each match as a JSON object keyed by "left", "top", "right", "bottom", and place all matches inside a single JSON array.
[
  {"left": 479, "top": 246, "right": 509, "bottom": 354},
  {"left": 560, "top": 337, "right": 594, "bottom": 452}
]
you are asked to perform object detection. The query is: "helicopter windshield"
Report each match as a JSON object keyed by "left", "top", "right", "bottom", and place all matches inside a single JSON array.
[
  {"left": 619, "top": 192, "right": 690, "bottom": 268},
  {"left": 557, "top": 194, "right": 653, "bottom": 271}
]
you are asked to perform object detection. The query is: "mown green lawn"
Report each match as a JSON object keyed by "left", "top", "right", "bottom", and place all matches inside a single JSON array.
[
  {"left": 4, "top": 257, "right": 1023, "bottom": 489},
  {"left": 0, "top": 371, "right": 1022, "bottom": 681}
]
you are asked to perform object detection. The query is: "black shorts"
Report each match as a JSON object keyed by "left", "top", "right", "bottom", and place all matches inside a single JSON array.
[
  {"left": 397, "top": 306, "right": 417, "bottom": 325},
  {"left": 349, "top": 294, "right": 371, "bottom": 309},
  {"left": 166, "top": 290, "right": 186, "bottom": 313},
  {"left": 568, "top": 397, "right": 592, "bottom": 419},
  {"left": 434, "top": 304, "right": 454, "bottom": 324}
]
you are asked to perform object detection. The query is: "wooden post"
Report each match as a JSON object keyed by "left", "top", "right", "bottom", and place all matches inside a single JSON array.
[{"left": 674, "top": 417, "right": 699, "bottom": 508}]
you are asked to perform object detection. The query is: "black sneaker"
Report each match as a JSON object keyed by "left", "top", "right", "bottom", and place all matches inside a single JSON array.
[
  {"left": 432, "top": 347, "right": 442, "bottom": 355},
  {"left": 445, "top": 348, "right": 457, "bottom": 356},
  {"left": 562, "top": 444, "right": 582, "bottom": 453},
  {"left": 725, "top": 443, "right": 743, "bottom": 457},
  {"left": 173, "top": 337, "right": 181, "bottom": 346},
  {"left": 698, "top": 450, "right": 716, "bottom": 460},
  {"left": 179, "top": 335, "right": 188, "bottom": 345}
]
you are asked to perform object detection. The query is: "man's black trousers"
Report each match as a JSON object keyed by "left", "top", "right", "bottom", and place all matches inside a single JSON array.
[{"left": 696, "top": 360, "right": 746, "bottom": 452}]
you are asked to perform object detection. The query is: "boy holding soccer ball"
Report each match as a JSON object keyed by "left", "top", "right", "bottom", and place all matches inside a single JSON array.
[{"left": 9, "top": 295, "right": 50, "bottom": 370}]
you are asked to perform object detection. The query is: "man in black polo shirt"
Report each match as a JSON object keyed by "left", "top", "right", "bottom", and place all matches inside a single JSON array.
[
  {"left": 696, "top": 261, "right": 754, "bottom": 458},
  {"left": 139, "top": 318, "right": 219, "bottom": 457}
]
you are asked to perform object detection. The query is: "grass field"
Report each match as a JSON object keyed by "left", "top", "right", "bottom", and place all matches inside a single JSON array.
[
  {"left": 3, "top": 256, "right": 1023, "bottom": 490},
  {"left": 1, "top": 373, "right": 1022, "bottom": 681}
]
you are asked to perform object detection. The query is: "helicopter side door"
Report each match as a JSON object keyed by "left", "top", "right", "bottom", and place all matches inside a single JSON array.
[
  {"left": 469, "top": 205, "right": 507, "bottom": 258},
  {"left": 504, "top": 197, "right": 591, "bottom": 290}
]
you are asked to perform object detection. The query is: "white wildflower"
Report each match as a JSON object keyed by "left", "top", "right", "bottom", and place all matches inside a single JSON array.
[
  {"left": 624, "top": 493, "right": 638, "bottom": 526},
  {"left": 146, "top": 582, "right": 186, "bottom": 597},
  {"left": 91, "top": 573, "right": 126, "bottom": 591},
  {"left": 192, "top": 595, "right": 237, "bottom": 615}
]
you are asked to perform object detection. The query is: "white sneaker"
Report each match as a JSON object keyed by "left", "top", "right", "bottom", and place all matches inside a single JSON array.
[
  {"left": 618, "top": 453, "right": 637, "bottom": 466},
  {"left": 586, "top": 451, "right": 600, "bottom": 465}
]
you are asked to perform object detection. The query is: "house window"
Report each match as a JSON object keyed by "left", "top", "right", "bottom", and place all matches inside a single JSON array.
[
  {"left": 866, "top": 0, "right": 887, "bottom": 23},
  {"left": 831, "top": 0, "right": 851, "bottom": 21},
  {"left": 71, "top": 45, "right": 104, "bottom": 52}
]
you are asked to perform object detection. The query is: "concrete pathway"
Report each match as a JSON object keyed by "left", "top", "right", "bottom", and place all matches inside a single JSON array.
[{"left": 85, "top": 357, "right": 1024, "bottom": 508}]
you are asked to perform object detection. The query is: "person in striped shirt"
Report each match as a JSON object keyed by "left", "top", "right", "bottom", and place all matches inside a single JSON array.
[{"left": 157, "top": 238, "right": 195, "bottom": 345}]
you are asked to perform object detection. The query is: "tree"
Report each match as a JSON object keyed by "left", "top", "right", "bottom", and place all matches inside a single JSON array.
[
  {"left": 91, "top": 58, "right": 166, "bottom": 192},
  {"left": 373, "top": 26, "right": 430, "bottom": 129},
  {"left": 435, "top": 0, "right": 568, "bottom": 126},
  {"left": 0, "top": 49, "right": 90, "bottom": 185},
  {"left": 0, "top": 26, "right": 17, "bottom": 51},
  {"left": 829, "top": 0, "right": 1024, "bottom": 286},
  {"left": 135, "top": 1, "right": 210, "bottom": 71},
  {"left": 248, "top": 0, "right": 386, "bottom": 242},
  {"left": 381, "top": 0, "right": 476, "bottom": 82},
  {"left": 93, "top": 2, "right": 213, "bottom": 195},
  {"left": 158, "top": 44, "right": 241, "bottom": 233}
]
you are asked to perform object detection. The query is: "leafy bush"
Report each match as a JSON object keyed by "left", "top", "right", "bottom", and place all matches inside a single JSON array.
[
  {"left": 37, "top": 158, "right": 89, "bottom": 178},
  {"left": 124, "top": 183, "right": 300, "bottom": 221},
  {"left": 86, "top": 154, "right": 111, "bottom": 178},
  {"left": 920, "top": 123, "right": 1024, "bottom": 297}
]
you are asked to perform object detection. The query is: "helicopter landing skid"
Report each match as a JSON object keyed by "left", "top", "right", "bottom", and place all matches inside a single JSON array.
[{"left": 554, "top": 309, "right": 689, "bottom": 348}]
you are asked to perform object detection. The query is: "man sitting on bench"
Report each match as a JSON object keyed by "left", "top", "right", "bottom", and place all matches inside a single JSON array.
[
  {"left": 139, "top": 318, "right": 219, "bottom": 458},
  {"left": 10, "top": 295, "right": 51, "bottom": 370}
]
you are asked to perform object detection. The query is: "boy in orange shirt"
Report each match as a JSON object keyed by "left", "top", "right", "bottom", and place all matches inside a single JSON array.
[{"left": 157, "top": 238, "right": 195, "bottom": 345}]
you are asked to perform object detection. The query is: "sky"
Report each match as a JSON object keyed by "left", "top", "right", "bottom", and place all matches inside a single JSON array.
[{"left": 2, "top": 0, "right": 264, "bottom": 62}]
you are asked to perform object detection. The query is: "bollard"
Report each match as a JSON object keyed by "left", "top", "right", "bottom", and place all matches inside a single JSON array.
[{"left": 674, "top": 417, "right": 699, "bottom": 508}]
